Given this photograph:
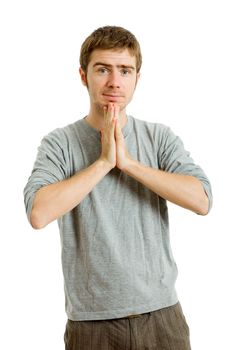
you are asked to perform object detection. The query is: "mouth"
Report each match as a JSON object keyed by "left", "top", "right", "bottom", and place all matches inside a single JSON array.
[{"left": 102, "top": 94, "right": 123, "bottom": 102}]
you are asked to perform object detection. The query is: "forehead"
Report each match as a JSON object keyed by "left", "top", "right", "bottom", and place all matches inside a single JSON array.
[{"left": 88, "top": 49, "right": 136, "bottom": 68}]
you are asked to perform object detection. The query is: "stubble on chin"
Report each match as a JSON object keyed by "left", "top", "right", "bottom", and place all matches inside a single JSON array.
[
  {"left": 95, "top": 103, "right": 106, "bottom": 117},
  {"left": 95, "top": 102, "right": 125, "bottom": 116}
]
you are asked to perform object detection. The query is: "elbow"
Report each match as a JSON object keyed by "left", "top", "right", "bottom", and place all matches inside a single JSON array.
[
  {"left": 196, "top": 207, "right": 209, "bottom": 216},
  {"left": 196, "top": 194, "right": 210, "bottom": 216},
  {"left": 30, "top": 208, "right": 47, "bottom": 230}
]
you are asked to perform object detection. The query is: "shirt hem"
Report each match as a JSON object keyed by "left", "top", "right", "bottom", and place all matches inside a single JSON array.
[{"left": 66, "top": 294, "right": 179, "bottom": 321}]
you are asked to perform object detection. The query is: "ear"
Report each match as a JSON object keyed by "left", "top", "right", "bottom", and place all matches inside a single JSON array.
[
  {"left": 134, "top": 72, "right": 140, "bottom": 89},
  {"left": 79, "top": 67, "right": 88, "bottom": 86}
]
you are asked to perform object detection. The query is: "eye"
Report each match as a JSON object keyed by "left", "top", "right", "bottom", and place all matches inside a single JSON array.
[
  {"left": 121, "top": 68, "right": 131, "bottom": 76},
  {"left": 97, "top": 67, "right": 109, "bottom": 75}
]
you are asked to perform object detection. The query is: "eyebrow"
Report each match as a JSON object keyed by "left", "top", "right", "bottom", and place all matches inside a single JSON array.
[{"left": 93, "top": 62, "right": 136, "bottom": 70}]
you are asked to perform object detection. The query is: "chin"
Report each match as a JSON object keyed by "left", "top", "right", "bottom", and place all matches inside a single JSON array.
[{"left": 96, "top": 100, "right": 128, "bottom": 113}]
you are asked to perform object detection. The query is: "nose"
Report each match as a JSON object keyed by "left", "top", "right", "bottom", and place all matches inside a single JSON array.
[{"left": 107, "top": 70, "right": 121, "bottom": 89}]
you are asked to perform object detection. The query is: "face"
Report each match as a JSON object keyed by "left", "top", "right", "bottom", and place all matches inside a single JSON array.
[{"left": 79, "top": 48, "right": 140, "bottom": 114}]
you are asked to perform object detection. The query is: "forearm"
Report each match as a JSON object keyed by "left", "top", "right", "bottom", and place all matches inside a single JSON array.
[
  {"left": 123, "top": 158, "right": 209, "bottom": 215},
  {"left": 30, "top": 159, "right": 112, "bottom": 229}
]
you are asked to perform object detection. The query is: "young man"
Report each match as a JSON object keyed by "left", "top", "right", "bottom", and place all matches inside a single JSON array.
[{"left": 24, "top": 26, "right": 212, "bottom": 349}]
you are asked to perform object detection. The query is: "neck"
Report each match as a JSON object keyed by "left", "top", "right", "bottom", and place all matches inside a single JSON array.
[{"left": 85, "top": 104, "right": 128, "bottom": 131}]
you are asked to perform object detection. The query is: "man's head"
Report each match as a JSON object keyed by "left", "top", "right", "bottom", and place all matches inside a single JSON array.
[
  {"left": 79, "top": 26, "right": 142, "bottom": 76},
  {"left": 79, "top": 26, "right": 142, "bottom": 116}
]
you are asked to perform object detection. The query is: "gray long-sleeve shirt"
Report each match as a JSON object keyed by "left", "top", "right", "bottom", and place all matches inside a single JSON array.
[{"left": 24, "top": 115, "right": 212, "bottom": 321}]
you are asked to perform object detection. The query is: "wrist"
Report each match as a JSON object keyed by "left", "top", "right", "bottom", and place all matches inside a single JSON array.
[
  {"left": 120, "top": 156, "right": 137, "bottom": 173},
  {"left": 97, "top": 158, "right": 115, "bottom": 172}
]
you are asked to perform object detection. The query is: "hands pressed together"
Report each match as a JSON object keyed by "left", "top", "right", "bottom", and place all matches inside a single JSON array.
[{"left": 99, "top": 103, "right": 133, "bottom": 171}]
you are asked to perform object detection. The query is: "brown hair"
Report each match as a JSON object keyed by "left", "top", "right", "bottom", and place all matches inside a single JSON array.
[{"left": 79, "top": 25, "right": 142, "bottom": 74}]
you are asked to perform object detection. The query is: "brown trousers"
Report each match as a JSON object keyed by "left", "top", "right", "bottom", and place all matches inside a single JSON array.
[{"left": 64, "top": 301, "right": 191, "bottom": 350}]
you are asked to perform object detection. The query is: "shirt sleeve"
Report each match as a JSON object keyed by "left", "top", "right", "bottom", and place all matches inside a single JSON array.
[
  {"left": 23, "top": 128, "right": 70, "bottom": 223},
  {"left": 158, "top": 125, "right": 213, "bottom": 213}
]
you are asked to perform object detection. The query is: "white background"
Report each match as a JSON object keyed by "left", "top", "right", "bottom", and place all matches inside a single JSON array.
[{"left": 0, "top": 0, "right": 232, "bottom": 349}]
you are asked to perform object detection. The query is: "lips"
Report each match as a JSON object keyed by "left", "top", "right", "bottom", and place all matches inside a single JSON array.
[
  {"left": 103, "top": 94, "right": 123, "bottom": 97},
  {"left": 102, "top": 94, "right": 124, "bottom": 102}
]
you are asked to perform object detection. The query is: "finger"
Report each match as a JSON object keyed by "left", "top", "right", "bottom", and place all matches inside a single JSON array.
[
  {"left": 109, "top": 103, "right": 115, "bottom": 121},
  {"left": 103, "top": 106, "right": 108, "bottom": 127},
  {"left": 114, "top": 104, "right": 120, "bottom": 120},
  {"left": 103, "top": 104, "right": 112, "bottom": 129},
  {"left": 108, "top": 104, "right": 116, "bottom": 132},
  {"left": 115, "top": 118, "right": 123, "bottom": 140},
  {"left": 103, "top": 106, "right": 107, "bottom": 117},
  {"left": 111, "top": 110, "right": 117, "bottom": 139}
]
